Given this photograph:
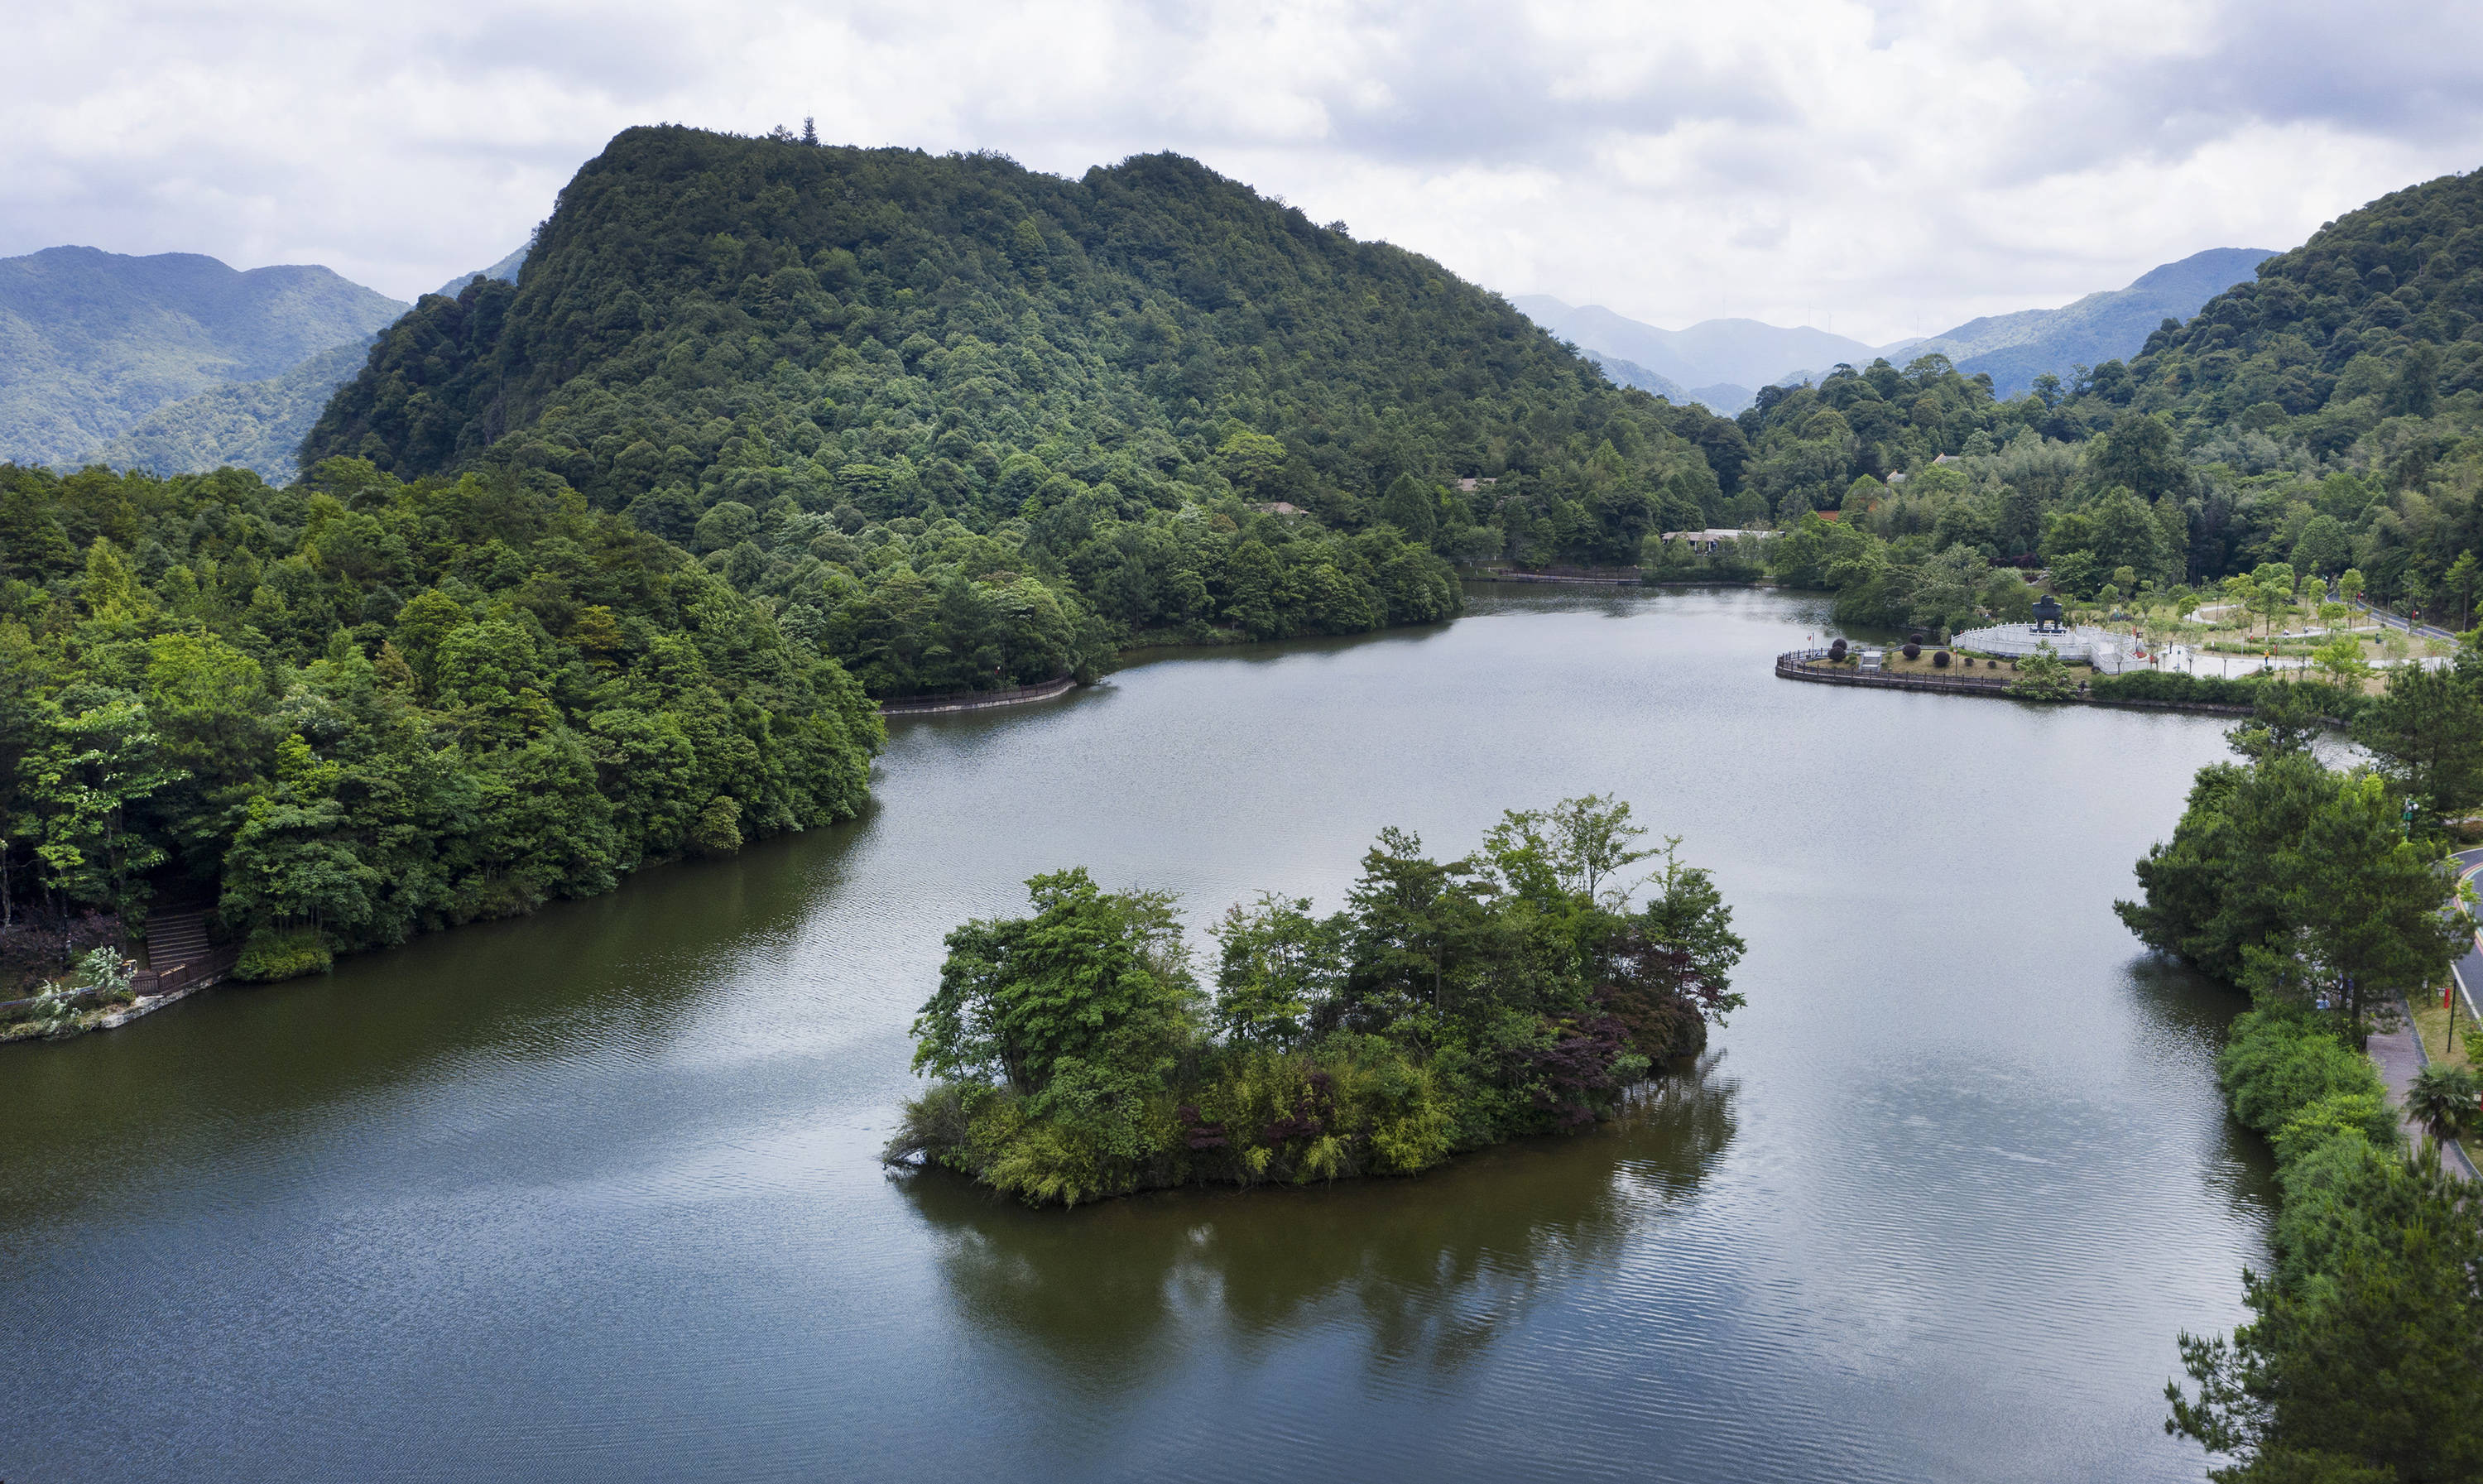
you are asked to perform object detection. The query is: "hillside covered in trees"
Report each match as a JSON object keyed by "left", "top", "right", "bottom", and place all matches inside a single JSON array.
[
  {"left": 0, "top": 247, "right": 406, "bottom": 469},
  {"left": 0, "top": 458, "right": 881, "bottom": 985},
  {"left": 301, "top": 127, "right": 1744, "bottom": 687},
  {"left": 1712, "top": 166, "right": 2483, "bottom": 632}
]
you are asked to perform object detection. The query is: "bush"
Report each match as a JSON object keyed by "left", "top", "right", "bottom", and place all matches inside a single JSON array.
[
  {"left": 2087, "top": 670, "right": 2365, "bottom": 721},
  {"left": 1932, "top": 650, "right": 1951, "bottom": 668},
  {"left": 2220, "top": 1008, "right": 2391, "bottom": 1144},
  {"left": 78, "top": 947, "right": 136, "bottom": 1006},
  {"left": 1828, "top": 638, "right": 1848, "bottom": 660},
  {"left": 236, "top": 929, "right": 334, "bottom": 982},
  {"left": 1902, "top": 641, "right": 1921, "bottom": 660}
]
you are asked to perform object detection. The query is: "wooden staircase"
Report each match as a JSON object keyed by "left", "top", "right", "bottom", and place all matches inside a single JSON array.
[{"left": 145, "top": 910, "right": 211, "bottom": 973}]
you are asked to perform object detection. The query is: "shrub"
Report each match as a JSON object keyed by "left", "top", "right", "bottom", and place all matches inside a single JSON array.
[
  {"left": 1902, "top": 640, "right": 1921, "bottom": 660},
  {"left": 2220, "top": 1009, "right": 2390, "bottom": 1141},
  {"left": 78, "top": 946, "right": 137, "bottom": 1006},
  {"left": 1932, "top": 650, "right": 1951, "bottom": 668},
  {"left": 236, "top": 929, "right": 334, "bottom": 982},
  {"left": 1828, "top": 638, "right": 1848, "bottom": 660}
]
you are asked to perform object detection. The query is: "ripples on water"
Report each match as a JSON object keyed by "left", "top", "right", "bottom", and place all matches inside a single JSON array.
[{"left": 0, "top": 588, "right": 2269, "bottom": 1482}]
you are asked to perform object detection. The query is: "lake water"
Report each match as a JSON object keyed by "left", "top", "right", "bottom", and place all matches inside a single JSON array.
[{"left": 0, "top": 587, "right": 2268, "bottom": 1482}]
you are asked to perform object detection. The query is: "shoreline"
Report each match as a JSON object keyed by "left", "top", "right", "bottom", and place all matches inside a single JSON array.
[
  {"left": 878, "top": 675, "right": 1080, "bottom": 716},
  {"left": 1775, "top": 650, "right": 2327, "bottom": 723}
]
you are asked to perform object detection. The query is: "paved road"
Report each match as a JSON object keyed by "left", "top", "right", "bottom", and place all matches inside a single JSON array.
[{"left": 2351, "top": 594, "right": 2460, "bottom": 644}]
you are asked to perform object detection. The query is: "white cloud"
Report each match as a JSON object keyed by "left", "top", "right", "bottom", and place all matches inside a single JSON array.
[{"left": 2, "top": 0, "right": 2479, "bottom": 340}]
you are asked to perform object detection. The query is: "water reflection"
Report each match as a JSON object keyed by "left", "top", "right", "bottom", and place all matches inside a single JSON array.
[{"left": 899, "top": 1054, "right": 1738, "bottom": 1386}]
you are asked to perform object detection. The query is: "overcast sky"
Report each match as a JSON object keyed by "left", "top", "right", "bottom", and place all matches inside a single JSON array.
[{"left": 8, "top": 0, "right": 2482, "bottom": 343}]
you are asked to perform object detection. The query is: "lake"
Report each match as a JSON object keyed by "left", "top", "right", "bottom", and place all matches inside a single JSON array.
[{"left": 0, "top": 587, "right": 2267, "bottom": 1482}]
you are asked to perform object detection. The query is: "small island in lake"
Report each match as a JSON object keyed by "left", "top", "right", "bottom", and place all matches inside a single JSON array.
[{"left": 883, "top": 795, "right": 1744, "bottom": 1205}]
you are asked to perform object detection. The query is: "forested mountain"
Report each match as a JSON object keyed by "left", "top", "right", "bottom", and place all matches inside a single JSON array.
[
  {"left": 1578, "top": 350, "right": 1692, "bottom": 405},
  {"left": 1727, "top": 168, "right": 2483, "bottom": 632},
  {"left": 88, "top": 339, "right": 375, "bottom": 484},
  {"left": 433, "top": 243, "right": 527, "bottom": 300},
  {"left": 0, "top": 247, "right": 406, "bottom": 466},
  {"left": 2129, "top": 172, "right": 2483, "bottom": 439},
  {"left": 303, "top": 127, "right": 1743, "bottom": 691},
  {"left": 79, "top": 249, "right": 529, "bottom": 484},
  {"left": 1910, "top": 247, "right": 2275, "bottom": 397}
]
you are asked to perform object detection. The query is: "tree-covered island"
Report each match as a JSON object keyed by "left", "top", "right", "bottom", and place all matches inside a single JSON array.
[{"left": 882, "top": 796, "right": 1745, "bottom": 1205}]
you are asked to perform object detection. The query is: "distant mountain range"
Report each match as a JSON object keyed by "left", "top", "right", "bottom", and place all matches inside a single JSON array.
[
  {"left": 1905, "top": 247, "right": 2277, "bottom": 396},
  {"left": 433, "top": 243, "right": 529, "bottom": 300},
  {"left": 0, "top": 243, "right": 529, "bottom": 482},
  {"left": 1517, "top": 246, "right": 2275, "bottom": 413},
  {"left": 1510, "top": 298, "right": 1892, "bottom": 413},
  {"left": 0, "top": 246, "right": 408, "bottom": 469}
]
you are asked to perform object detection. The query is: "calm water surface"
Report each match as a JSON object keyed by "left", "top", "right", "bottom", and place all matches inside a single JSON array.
[{"left": 2, "top": 588, "right": 2268, "bottom": 1482}]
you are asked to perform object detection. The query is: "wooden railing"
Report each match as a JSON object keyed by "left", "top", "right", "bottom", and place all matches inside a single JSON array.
[{"left": 0, "top": 942, "right": 240, "bottom": 1021}]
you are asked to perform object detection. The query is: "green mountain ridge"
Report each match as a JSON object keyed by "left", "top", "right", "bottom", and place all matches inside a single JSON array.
[
  {"left": 0, "top": 247, "right": 406, "bottom": 466},
  {"left": 88, "top": 338, "right": 376, "bottom": 484},
  {"left": 83, "top": 248, "right": 531, "bottom": 484},
  {"left": 1915, "top": 247, "right": 2278, "bottom": 396},
  {"left": 302, "top": 126, "right": 1746, "bottom": 696}
]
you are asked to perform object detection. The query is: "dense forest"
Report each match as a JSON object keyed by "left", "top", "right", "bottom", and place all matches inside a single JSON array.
[
  {"left": 301, "top": 127, "right": 1746, "bottom": 673},
  {"left": 882, "top": 796, "right": 1744, "bottom": 1204},
  {"left": 0, "top": 458, "right": 881, "bottom": 984},
  {"left": 1714, "top": 168, "right": 2483, "bottom": 632},
  {"left": 1, "top": 126, "right": 1763, "bottom": 990}
]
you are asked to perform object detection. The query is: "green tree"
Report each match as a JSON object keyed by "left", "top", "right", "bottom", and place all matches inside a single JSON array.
[
  {"left": 28, "top": 689, "right": 185, "bottom": 915},
  {"left": 2010, "top": 641, "right": 2077, "bottom": 699},
  {"left": 2353, "top": 665, "right": 2483, "bottom": 826},
  {"left": 2408, "top": 1063, "right": 2479, "bottom": 1144},
  {"left": 2092, "top": 413, "right": 2185, "bottom": 502},
  {"left": 1376, "top": 473, "right": 1438, "bottom": 546},
  {"left": 1208, "top": 892, "right": 1340, "bottom": 1049},
  {"left": 912, "top": 867, "right": 1200, "bottom": 1096},
  {"left": 2282, "top": 774, "right": 2470, "bottom": 1031}
]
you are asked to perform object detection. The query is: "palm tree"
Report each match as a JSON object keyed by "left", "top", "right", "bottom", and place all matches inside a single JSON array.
[{"left": 2408, "top": 1063, "right": 2480, "bottom": 1145}]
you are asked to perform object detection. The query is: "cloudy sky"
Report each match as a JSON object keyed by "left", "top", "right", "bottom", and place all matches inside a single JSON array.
[{"left": 8, "top": 0, "right": 2482, "bottom": 343}]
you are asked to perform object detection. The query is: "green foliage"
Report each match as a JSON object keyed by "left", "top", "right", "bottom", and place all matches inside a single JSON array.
[
  {"left": 2008, "top": 641, "right": 2077, "bottom": 699},
  {"left": 299, "top": 127, "right": 1760, "bottom": 676},
  {"left": 2406, "top": 1063, "right": 2479, "bottom": 1143},
  {"left": 2146, "top": 659, "right": 2483, "bottom": 1479},
  {"left": 2218, "top": 1009, "right": 2391, "bottom": 1143},
  {"left": 910, "top": 867, "right": 1199, "bottom": 1097},
  {"left": 235, "top": 927, "right": 333, "bottom": 982},
  {"left": 2352, "top": 663, "right": 2483, "bottom": 826},
  {"left": 76, "top": 944, "right": 135, "bottom": 1006},
  {"left": 2120, "top": 746, "right": 2468, "bottom": 1024},
  {"left": 888, "top": 797, "right": 1744, "bottom": 1204},
  {"left": 91, "top": 338, "right": 377, "bottom": 484},
  {"left": 0, "top": 458, "right": 882, "bottom": 965},
  {"left": 0, "top": 246, "right": 405, "bottom": 468}
]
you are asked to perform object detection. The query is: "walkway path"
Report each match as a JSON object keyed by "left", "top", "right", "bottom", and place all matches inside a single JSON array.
[
  {"left": 2365, "top": 1011, "right": 2467, "bottom": 1175},
  {"left": 2375, "top": 846, "right": 2483, "bottom": 1180}
]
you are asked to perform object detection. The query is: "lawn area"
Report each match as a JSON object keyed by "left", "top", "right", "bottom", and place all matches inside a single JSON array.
[
  {"left": 2411, "top": 993, "right": 2476, "bottom": 1073},
  {"left": 1871, "top": 650, "right": 2077, "bottom": 680},
  {"left": 2408, "top": 991, "right": 2481, "bottom": 1171}
]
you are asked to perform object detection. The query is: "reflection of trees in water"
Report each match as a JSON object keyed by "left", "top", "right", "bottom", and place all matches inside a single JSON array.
[
  {"left": 2120, "top": 953, "right": 2278, "bottom": 1222},
  {"left": 0, "top": 822, "right": 866, "bottom": 1232},
  {"left": 899, "top": 1053, "right": 1737, "bottom": 1391}
]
